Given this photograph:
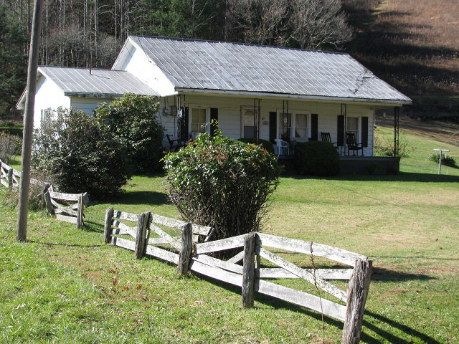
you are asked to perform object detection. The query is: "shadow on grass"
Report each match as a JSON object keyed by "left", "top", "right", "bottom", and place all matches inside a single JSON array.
[
  {"left": 116, "top": 191, "right": 169, "bottom": 206},
  {"left": 362, "top": 310, "right": 440, "bottom": 344},
  {"left": 371, "top": 267, "right": 434, "bottom": 282},
  {"left": 29, "top": 239, "right": 104, "bottom": 248},
  {"left": 286, "top": 172, "right": 459, "bottom": 183},
  {"left": 191, "top": 271, "right": 439, "bottom": 343}
]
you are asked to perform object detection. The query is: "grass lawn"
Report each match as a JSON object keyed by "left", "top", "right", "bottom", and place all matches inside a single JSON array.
[{"left": 1, "top": 128, "right": 458, "bottom": 343}]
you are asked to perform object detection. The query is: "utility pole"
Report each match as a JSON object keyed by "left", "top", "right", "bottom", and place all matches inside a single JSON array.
[{"left": 17, "top": 0, "right": 44, "bottom": 242}]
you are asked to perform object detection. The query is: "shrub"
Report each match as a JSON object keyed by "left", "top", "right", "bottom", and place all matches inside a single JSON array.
[
  {"left": 32, "top": 109, "right": 130, "bottom": 199},
  {"left": 294, "top": 141, "right": 340, "bottom": 176},
  {"left": 374, "top": 130, "right": 412, "bottom": 158},
  {"left": 238, "top": 138, "right": 275, "bottom": 154},
  {"left": 95, "top": 94, "right": 164, "bottom": 173},
  {"left": 0, "top": 132, "right": 22, "bottom": 163},
  {"left": 0, "top": 122, "right": 23, "bottom": 137},
  {"left": 430, "top": 154, "right": 456, "bottom": 167},
  {"left": 164, "top": 132, "right": 280, "bottom": 241},
  {"left": 3, "top": 172, "right": 50, "bottom": 211}
]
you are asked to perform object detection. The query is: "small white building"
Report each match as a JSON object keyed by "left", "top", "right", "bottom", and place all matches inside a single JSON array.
[{"left": 18, "top": 36, "right": 411, "bottom": 157}]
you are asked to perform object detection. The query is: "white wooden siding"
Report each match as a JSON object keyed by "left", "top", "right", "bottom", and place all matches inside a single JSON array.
[
  {"left": 118, "top": 41, "right": 175, "bottom": 97},
  {"left": 70, "top": 97, "right": 107, "bottom": 114},
  {"left": 33, "top": 76, "right": 71, "bottom": 128}
]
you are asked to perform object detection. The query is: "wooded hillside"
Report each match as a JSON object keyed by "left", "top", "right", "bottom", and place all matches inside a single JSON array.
[{"left": 0, "top": 0, "right": 457, "bottom": 121}]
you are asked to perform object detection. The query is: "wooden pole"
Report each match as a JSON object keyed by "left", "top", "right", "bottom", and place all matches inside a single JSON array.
[
  {"left": 104, "top": 208, "right": 114, "bottom": 244},
  {"left": 76, "top": 195, "right": 84, "bottom": 228},
  {"left": 178, "top": 223, "right": 193, "bottom": 275},
  {"left": 16, "top": 0, "right": 44, "bottom": 242},
  {"left": 342, "top": 259, "right": 372, "bottom": 344},
  {"left": 135, "top": 212, "right": 150, "bottom": 259},
  {"left": 242, "top": 232, "right": 257, "bottom": 308}
]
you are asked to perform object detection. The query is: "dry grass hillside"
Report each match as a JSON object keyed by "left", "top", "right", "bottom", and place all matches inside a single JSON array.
[{"left": 347, "top": 0, "right": 459, "bottom": 120}]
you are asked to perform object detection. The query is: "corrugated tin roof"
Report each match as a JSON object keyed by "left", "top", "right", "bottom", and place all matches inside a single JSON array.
[
  {"left": 129, "top": 36, "right": 411, "bottom": 104},
  {"left": 39, "top": 66, "right": 158, "bottom": 97}
]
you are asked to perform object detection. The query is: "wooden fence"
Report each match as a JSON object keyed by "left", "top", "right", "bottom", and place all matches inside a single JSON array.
[
  {"left": 0, "top": 160, "right": 14, "bottom": 189},
  {"left": 104, "top": 208, "right": 372, "bottom": 344},
  {"left": 44, "top": 185, "right": 88, "bottom": 228}
]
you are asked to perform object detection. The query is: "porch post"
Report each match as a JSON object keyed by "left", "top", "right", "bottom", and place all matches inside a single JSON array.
[{"left": 393, "top": 107, "right": 400, "bottom": 157}]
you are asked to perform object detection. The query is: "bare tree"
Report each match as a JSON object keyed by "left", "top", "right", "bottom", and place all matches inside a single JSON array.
[
  {"left": 290, "top": 0, "right": 353, "bottom": 49},
  {"left": 225, "top": 0, "right": 353, "bottom": 49},
  {"left": 225, "top": 0, "right": 290, "bottom": 45}
]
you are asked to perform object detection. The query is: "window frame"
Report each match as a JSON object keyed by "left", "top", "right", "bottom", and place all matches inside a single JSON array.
[{"left": 189, "top": 107, "right": 209, "bottom": 136}]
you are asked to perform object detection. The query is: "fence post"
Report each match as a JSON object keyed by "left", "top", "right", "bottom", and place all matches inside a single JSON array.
[
  {"left": 7, "top": 168, "right": 13, "bottom": 190},
  {"left": 342, "top": 259, "right": 372, "bottom": 344},
  {"left": 42, "top": 183, "right": 54, "bottom": 215},
  {"left": 104, "top": 208, "right": 114, "bottom": 244},
  {"left": 178, "top": 223, "right": 193, "bottom": 275},
  {"left": 76, "top": 194, "right": 84, "bottom": 228},
  {"left": 242, "top": 232, "right": 257, "bottom": 308},
  {"left": 135, "top": 212, "right": 150, "bottom": 259}
]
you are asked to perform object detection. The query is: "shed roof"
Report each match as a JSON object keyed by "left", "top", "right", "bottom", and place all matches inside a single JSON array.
[
  {"left": 126, "top": 36, "right": 410, "bottom": 104},
  {"left": 39, "top": 66, "right": 158, "bottom": 97}
]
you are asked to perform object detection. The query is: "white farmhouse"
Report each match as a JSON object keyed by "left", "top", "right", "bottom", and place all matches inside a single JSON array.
[{"left": 18, "top": 36, "right": 411, "bottom": 162}]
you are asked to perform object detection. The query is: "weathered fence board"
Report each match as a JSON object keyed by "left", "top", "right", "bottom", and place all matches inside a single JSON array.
[
  {"left": 146, "top": 245, "right": 179, "bottom": 265},
  {"left": 190, "top": 258, "right": 243, "bottom": 288},
  {"left": 194, "top": 254, "right": 243, "bottom": 274},
  {"left": 45, "top": 186, "right": 87, "bottom": 228},
  {"left": 257, "top": 279, "right": 347, "bottom": 322},
  {"left": 227, "top": 251, "right": 245, "bottom": 264},
  {"left": 195, "top": 234, "right": 247, "bottom": 255},
  {"left": 0, "top": 161, "right": 13, "bottom": 189},
  {"left": 259, "top": 268, "right": 353, "bottom": 280},
  {"left": 258, "top": 233, "right": 367, "bottom": 267},
  {"left": 260, "top": 247, "right": 348, "bottom": 303},
  {"left": 151, "top": 214, "right": 211, "bottom": 237}
]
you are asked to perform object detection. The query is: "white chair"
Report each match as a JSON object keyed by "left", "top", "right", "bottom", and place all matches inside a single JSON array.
[{"left": 274, "top": 139, "right": 289, "bottom": 157}]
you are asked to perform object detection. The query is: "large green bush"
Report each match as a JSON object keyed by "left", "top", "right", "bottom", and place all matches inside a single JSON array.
[
  {"left": 164, "top": 132, "right": 280, "bottom": 241},
  {"left": 294, "top": 141, "right": 340, "bottom": 176},
  {"left": 95, "top": 94, "right": 164, "bottom": 173},
  {"left": 238, "top": 138, "right": 275, "bottom": 154},
  {"left": 32, "top": 109, "right": 130, "bottom": 199}
]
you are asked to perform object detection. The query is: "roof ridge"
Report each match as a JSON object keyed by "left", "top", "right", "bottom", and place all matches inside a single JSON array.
[
  {"left": 128, "top": 35, "right": 351, "bottom": 56},
  {"left": 39, "top": 65, "right": 127, "bottom": 72}
]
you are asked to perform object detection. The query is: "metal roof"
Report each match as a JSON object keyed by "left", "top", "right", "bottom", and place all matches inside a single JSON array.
[
  {"left": 39, "top": 66, "right": 158, "bottom": 97},
  {"left": 129, "top": 36, "right": 411, "bottom": 104}
]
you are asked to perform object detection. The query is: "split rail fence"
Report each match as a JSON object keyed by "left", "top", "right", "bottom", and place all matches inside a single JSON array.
[
  {"left": 0, "top": 159, "right": 88, "bottom": 228},
  {"left": 104, "top": 208, "right": 373, "bottom": 344}
]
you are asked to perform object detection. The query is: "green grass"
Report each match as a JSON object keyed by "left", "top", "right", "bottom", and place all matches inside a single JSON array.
[{"left": 1, "top": 130, "right": 458, "bottom": 343}]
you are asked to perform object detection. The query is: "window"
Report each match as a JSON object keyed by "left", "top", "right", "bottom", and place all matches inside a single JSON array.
[
  {"left": 347, "top": 117, "right": 359, "bottom": 136},
  {"left": 40, "top": 108, "right": 52, "bottom": 129},
  {"left": 243, "top": 109, "right": 256, "bottom": 139},
  {"left": 191, "top": 108, "right": 207, "bottom": 134},
  {"left": 279, "top": 113, "right": 292, "bottom": 141},
  {"left": 295, "top": 114, "right": 308, "bottom": 142}
]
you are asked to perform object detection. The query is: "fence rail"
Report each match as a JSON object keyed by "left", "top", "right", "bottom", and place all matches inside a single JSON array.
[
  {"left": 105, "top": 208, "right": 372, "bottom": 344},
  {"left": 44, "top": 185, "right": 88, "bottom": 228}
]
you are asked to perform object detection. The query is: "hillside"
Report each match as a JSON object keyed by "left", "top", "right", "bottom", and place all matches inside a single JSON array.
[{"left": 348, "top": 0, "right": 459, "bottom": 121}]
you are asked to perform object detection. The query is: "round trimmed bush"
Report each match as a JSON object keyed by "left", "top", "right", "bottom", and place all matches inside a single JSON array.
[
  {"left": 294, "top": 141, "right": 340, "bottom": 176},
  {"left": 95, "top": 94, "right": 164, "bottom": 173},
  {"left": 164, "top": 132, "right": 280, "bottom": 240},
  {"left": 32, "top": 109, "right": 130, "bottom": 199}
]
